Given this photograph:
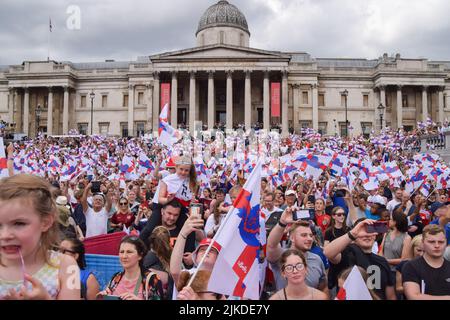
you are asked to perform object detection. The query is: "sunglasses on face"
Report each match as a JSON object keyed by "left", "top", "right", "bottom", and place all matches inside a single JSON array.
[
  {"left": 333, "top": 212, "right": 345, "bottom": 216},
  {"left": 59, "top": 248, "right": 76, "bottom": 255},
  {"left": 119, "top": 202, "right": 128, "bottom": 206}
]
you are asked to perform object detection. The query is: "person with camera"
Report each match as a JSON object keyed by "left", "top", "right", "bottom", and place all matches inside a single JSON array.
[
  {"left": 80, "top": 179, "right": 113, "bottom": 238},
  {"left": 323, "top": 218, "right": 397, "bottom": 300},
  {"left": 266, "top": 206, "right": 329, "bottom": 297},
  {"left": 262, "top": 192, "right": 284, "bottom": 235}
]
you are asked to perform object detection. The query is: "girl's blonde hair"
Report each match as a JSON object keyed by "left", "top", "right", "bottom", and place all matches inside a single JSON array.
[
  {"left": 0, "top": 174, "right": 59, "bottom": 266},
  {"left": 410, "top": 234, "right": 423, "bottom": 257}
]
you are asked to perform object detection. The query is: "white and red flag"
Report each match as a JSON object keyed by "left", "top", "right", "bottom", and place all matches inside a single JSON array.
[
  {"left": 158, "top": 103, "right": 181, "bottom": 147},
  {"left": 335, "top": 266, "right": 372, "bottom": 300},
  {"left": 0, "top": 138, "right": 9, "bottom": 178},
  {"left": 207, "top": 160, "right": 265, "bottom": 300}
]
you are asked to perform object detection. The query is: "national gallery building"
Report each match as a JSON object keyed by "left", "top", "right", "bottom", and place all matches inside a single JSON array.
[{"left": 1, "top": 0, "right": 449, "bottom": 138}]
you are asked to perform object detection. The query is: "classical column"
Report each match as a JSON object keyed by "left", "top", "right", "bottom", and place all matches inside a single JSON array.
[
  {"left": 396, "top": 85, "right": 403, "bottom": 130},
  {"left": 281, "top": 70, "right": 289, "bottom": 136},
  {"left": 226, "top": 70, "right": 233, "bottom": 130},
  {"left": 312, "top": 84, "right": 319, "bottom": 130},
  {"left": 244, "top": 70, "right": 252, "bottom": 131},
  {"left": 47, "top": 87, "right": 53, "bottom": 135},
  {"left": 263, "top": 70, "right": 270, "bottom": 131},
  {"left": 189, "top": 71, "right": 196, "bottom": 134},
  {"left": 208, "top": 71, "right": 215, "bottom": 130},
  {"left": 146, "top": 83, "right": 153, "bottom": 132},
  {"left": 379, "top": 85, "right": 386, "bottom": 129},
  {"left": 422, "top": 86, "right": 428, "bottom": 122},
  {"left": 62, "top": 86, "right": 69, "bottom": 134},
  {"left": 23, "top": 88, "right": 30, "bottom": 136},
  {"left": 8, "top": 88, "right": 14, "bottom": 124},
  {"left": 128, "top": 84, "right": 135, "bottom": 136},
  {"left": 293, "top": 84, "right": 300, "bottom": 133},
  {"left": 438, "top": 87, "right": 444, "bottom": 124},
  {"left": 171, "top": 71, "right": 178, "bottom": 127},
  {"left": 152, "top": 72, "right": 160, "bottom": 135}
]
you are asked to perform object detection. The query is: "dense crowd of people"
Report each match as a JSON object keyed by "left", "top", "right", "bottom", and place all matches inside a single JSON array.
[{"left": 0, "top": 120, "right": 449, "bottom": 300}]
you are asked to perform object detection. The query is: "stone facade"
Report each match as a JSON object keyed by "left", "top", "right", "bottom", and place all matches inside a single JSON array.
[{"left": 0, "top": 1, "right": 449, "bottom": 137}]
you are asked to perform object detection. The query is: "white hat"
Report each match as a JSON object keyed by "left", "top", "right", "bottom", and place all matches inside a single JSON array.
[
  {"left": 285, "top": 190, "right": 296, "bottom": 196},
  {"left": 55, "top": 196, "right": 68, "bottom": 206},
  {"left": 370, "top": 195, "right": 386, "bottom": 206}
]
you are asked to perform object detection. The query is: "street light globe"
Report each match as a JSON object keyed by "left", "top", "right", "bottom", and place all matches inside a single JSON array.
[{"left": 89, "top": 91, "right": 95, "bottom": 100}]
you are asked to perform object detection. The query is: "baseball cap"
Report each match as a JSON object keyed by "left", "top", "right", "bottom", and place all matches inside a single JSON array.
[
  {"left": 166, "top": 157, "right": 176, "bottom": 168},
  {"left": 56, "top": 196, "right": 68, "bottom": 206},
  {"left": 370, "top": 195, "right": 386, "bottom": 206},
  {"left": 192, "top": 238, "right": 222, "bottom": 266},
  {"left": 285, "top": 190, "right": 296, "bottom": 196}
]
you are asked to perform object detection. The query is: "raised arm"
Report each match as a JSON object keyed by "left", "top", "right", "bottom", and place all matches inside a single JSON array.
[
  {"left": 169, "top": 215, "right": 204, "bottom": 285},
  {"left": 267, "top": 207, "right": 294, "bottom": 263},
  {"left": 158, "top": 181, "right": 175, "bottom": 205},
  {"left": 6, "top": 143, "right": 14, "bottom": 177},
  {"left": 81, "top": 181, "right": 91, "bottom": 214}
]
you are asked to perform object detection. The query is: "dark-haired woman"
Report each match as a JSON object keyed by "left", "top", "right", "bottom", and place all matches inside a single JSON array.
[
  {"left": 324, "top": 206, "right": 348, "bottom": 247},
  {"left": 381, "top": 210, "right": 412, "bottom": 271},
  {"left": 59, "top": 238, "right": 100, "bottom": 300},
  {"left": 97, "top": 236, "right": 164, "bottom": 300}
]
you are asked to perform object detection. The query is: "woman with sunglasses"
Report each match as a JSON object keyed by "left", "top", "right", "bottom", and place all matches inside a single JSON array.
[
  {"left": 59, "top": 238, "right": 100, "bottom": 300},
  {"left": 324, "top": 207, "right": 349, "bottom": 247},
  {"left": 110, "top": 197, "right": 134, "bottom": 232},
  {"left": 270, "top": 249, "right": 328, "bottom": 300}
]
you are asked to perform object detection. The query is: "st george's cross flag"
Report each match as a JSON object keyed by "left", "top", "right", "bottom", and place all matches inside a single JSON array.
[
  {"left": 0, "top": 138, "right": 9, "bottom": 178},
  {"left": 207, "top": 160, "right": 266, "bottom": 300},
  {"left": 158, "top": 103, "right": 181, "bottom": 147}
]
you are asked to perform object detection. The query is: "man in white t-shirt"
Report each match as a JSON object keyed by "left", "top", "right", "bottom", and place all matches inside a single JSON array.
[
  {"left": 387, "top": 188, "right": 402, "bottom": 214},
  {"left": 81, "top": 181, "right": 113, "bottom": 238},
  {"left": 262, "top": 192, "right": 283, "bottom": 234}
]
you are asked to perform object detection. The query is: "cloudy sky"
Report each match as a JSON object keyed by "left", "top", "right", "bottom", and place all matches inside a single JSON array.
[{"left": 1, "top": 0, "right": 450, "bottom": 65}]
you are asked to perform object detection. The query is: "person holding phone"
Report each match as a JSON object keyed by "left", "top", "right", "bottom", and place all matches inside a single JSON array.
[{"left": 323, "top": 218, "right": 397, "bottom": 300}]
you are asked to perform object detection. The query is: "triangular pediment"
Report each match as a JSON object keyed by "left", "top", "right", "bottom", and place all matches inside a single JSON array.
[{"left": 150, "top": 44, "right": 291, "bottom": 62}]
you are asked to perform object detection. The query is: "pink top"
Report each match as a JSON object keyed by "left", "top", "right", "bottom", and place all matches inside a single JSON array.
[{"left": 112, "top": 276, "right": 144, "bottom": 299}]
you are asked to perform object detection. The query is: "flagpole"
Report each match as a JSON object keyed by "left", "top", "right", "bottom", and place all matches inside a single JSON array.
[{"left": 186, "top": 160, "right": 262, "bottom": 288}]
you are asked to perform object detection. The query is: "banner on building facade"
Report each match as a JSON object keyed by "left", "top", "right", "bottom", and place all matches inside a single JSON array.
[
  {"left": 160, "top": 83, "right": 171, "bottom": 120},
  {"left": 271, "top": 82, "right": 280, "bottom": 118}
]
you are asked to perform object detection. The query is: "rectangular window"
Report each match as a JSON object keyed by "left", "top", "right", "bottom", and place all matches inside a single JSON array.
[
  {"left": 123, "top": 94, "right": 128, "bottom": 107},
  {"left": 361, "top": 122, "right": 372, "bottom": 138},
  {"left": 363, "top": 94, "right": 369, "bottom": 107},
  {"left": 402, "top": 95, "right": 408, "bottom": 108},
  {"left": 102, "top": 95, "right": 107, "bottom": 108},
  {"left": 302, "top": 91, "right": 309, "bottom": 104},
  {"left": 300, "top": 121, "right": 312, "bottom": 129},
  {"left": 318, "top": 93, "right": 325, "bottom": 107},
  {"left": 77, "top": 123, "right": 88, "bottom": 135},
  {"left": 120, "top": 122, "right": 129, "bottom": 137},
  {"left": 80, "top": 95, "right": 86, "bottom": 108},
  {"left": 318, "top": 122, "right": 327, "bottom": 135},
  {"left": 339, "top": 122, "right": 348, "bottom": 137},
  {"left": 138, "top": 92, "right": 144, "bottom": 105},
  {"left": 99, "top": 122, "right": 109, "bottom": 136},
  {"left": 341, "top": 94, "right": 346, "bottom": 107},
  {"left": 136, "top": 122, "right": 145, "bottom": 136}
]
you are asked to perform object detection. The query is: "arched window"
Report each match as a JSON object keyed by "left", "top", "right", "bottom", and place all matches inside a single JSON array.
[{"left": 220, "top": 31, "right": 225, "bottom": 44}]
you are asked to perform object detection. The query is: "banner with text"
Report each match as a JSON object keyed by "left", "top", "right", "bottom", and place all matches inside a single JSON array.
[
  {"left": 160, "top": 83, "right": 171, "bottom": 120},
  {"left": 271, "top": 82, "right": 280, "bottom": 118}
]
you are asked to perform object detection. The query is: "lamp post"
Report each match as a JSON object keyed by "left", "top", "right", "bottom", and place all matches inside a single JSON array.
[
  {"left": 35, "top": 104, "right": 41, "bottom": 137},
  {"left": 342, "top": 89, "right": 348, "bottom": 137},
  {"left": 89, "top": 90, "right": 95, "bottom": 135},
  {"left": 377, "top": 103, "right": 385, "bottom": 132},
  {"left": 333, "top": 119, "right": 337, "bottom": 137}
]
